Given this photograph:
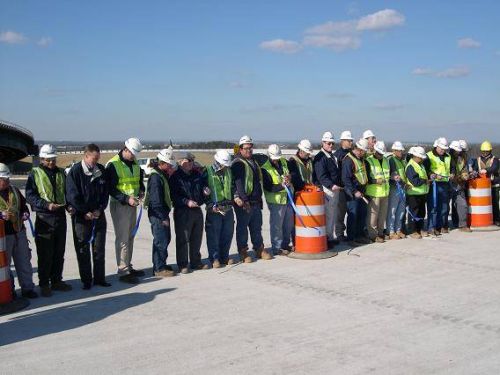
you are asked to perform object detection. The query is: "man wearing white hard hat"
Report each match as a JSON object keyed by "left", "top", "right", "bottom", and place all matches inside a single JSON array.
[
  {"left": 203, "top": 150, "right": 235, "bottom": 267},
  {"left": 386, "top": 141, "right": 407, "bottom": 240},
  {"left": 365, "top": 141, "right": 391, "bottom": 243},
  {"left": 0, "top": 163, "right": 37, "bottom": 299},
  {"left": 313, "top": 131, "right": 342, "bottom": 248},
  {"left": 261, "top": 144, "right": 293, "bottom": 257},
  {"left": 448, "top": 141, "right": 471, "bottom": 232},
  {"left": 405, "top": 147, "right": 430, "bottom": 239},
  {"left": 144, "top": 149, "right": 177, "bottom": 277},
  {"left": 66, "top": 144, "right": 111, "bottom": 289},
  {"left": 341, "top": 139, "right": 370, "bottom": 246},
  {"left": 26, "top": 144, "right": 72, "bottom": 297},
  {"left": 332, "top": 130, "right": 354, "bottom": 241},
  {"left": 363, "top": 130, "right": 377, "bottom": 155},
  {"left": 105, "top": 137, "right": 145, "bottom": 284},
  {"left": 288, "top": 139, "right": 313, "bottom": 191},
  {"left": 231, "top": 135, "right": 266, "bottom": 263},
  {"left": 424, "top": 137, "right": 455, "bottom": 236}
]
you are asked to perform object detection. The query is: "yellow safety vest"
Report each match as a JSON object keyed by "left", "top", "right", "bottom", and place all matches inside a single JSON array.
[
  {"left": 427, "top": 151, "right": 451, "bottom": 182},
  {"left": 366, "top": 156, "right": 390, "bottom": 198},
  {"left": 107, "top": 154, "right": 141, "bottom": 198},
  {"left": 406, "top": 159, "right": 429, "bottom": 196},
  {"left": 31, "top": 167, "right": 66, "bottom": 204},
  {"left": 261, "top": 158, "right": 292, "bottom": 205},
  {"left": 346, "top": 153, "right": 368, "bottom": 186}
]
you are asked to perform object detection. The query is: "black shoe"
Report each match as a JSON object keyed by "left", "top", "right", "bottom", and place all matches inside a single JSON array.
[
  {"left": 119, "top": 274, "right": 140, "bottom": 284},
  {"left": 41, "top": 285, "right": 53, "bottom": 297},
  {"left": 337, "top": 235, "right": 348, "bottom": 242},
  {"left": 94, "top": 280, "right": 112, "bottom": 287},
  {"left": 129, "top": 268, "right": 145, "bottom": 277},
  {"left": 82, "top": 283, "right": 92, "bottom": 290},
  {"left": 327, "top": 239, "right": 339, "bottom": 248},
  {"left": 51, "top": 281, "right": 73, "bottom": 291},
  {"left": 21, "top": 290, "right": 39, "bottom": 299}
]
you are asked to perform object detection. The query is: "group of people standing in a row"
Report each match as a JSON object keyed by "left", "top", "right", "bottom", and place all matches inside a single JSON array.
[{"left": 0, "top": 131, "right": 498, "bottom": 298}]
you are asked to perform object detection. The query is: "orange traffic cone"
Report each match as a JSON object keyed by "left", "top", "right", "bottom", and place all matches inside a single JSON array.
[{"left": 468, "top": 175, "right": 499, "bottom": 232}]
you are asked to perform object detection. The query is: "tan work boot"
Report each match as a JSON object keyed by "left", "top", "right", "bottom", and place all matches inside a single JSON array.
[
  {"left": 389, "top": 232, "right": 400, "bottom": 240},
  {"left": 459, "top": 227, "right": 472, "bottom": 232},
  {"left": 409, "top": 232, "right": 422, "bottom": 239},
  {"left": 154, "top": 268, "right": 176, "bottom": 277},
  {"left": 212, "top": 260, "right": 222, "bottom": 268},
  {"left": 375, "top": 236, "right": 385, "bottom": 243},
  {"left": 239, "top": 247, "right": 253, "bottom": 263},
  {"left": 396, "top": 231, "right": 406, "bottom": 239},
  {"left": 441, "top": 227, "right": 449, "bottom": 234},
  {"left": 255, "top": 245, "right": 273, "bottom": 260},
  {"left": 420, "top": 230, "right": 429, "bottom": 237}
]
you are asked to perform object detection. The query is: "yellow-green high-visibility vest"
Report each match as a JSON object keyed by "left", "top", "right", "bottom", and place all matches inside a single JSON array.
[
  {"left": 346, "top": 153, "right": 368, "bottom": 186},
  {"left": 405, "top": 159, "right": 429, "bottom": 195},
  {"left": 290, "top": 155, "right": 312, "bottom": 185},
  {"left": 234, "top": 157, "right": 262, "bottom": 196},
  {"left": 206, "top": 165, "right": 232, "bottom": 204},
  {"left": 427, "top": 151, "right": 451, "bottom": 181},
  {"left": 388, "top": 155, "right": 408, "bottom": 184},
  {"left": 0, "top": 186, "right": 22, "bottom": 232},
  {"left": 365, "top": 156, "right": 390, "bottom": 198},
  {"left": 107, "top": 154, "right": 141, "bottom": 198},
  {"left": 144, "top": 169, "right": 172, "bottom": 209},
  {"left": 31, "top": 167, "right": 66, "bottom": 204},
  {"left": 261, "top": 158, "right": 293, "bottom": 205}
]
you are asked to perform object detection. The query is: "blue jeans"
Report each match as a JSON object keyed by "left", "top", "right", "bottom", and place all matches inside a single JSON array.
[
  {"left": 386, "top": 186, "right": 406, "bottom": 233},
  {"left": 346, "top": 198, "right": 368, "bottom": 241},
  {"left": 268, "top": 203, "right": 294, "bottom": 254},
  {"left": 205, "top": 209, "right": 234, "bottom": 263},
  {"left": 150, "top": 216, "right": 171, "bottom": 272},
  {"left": 234, "top": 204, "right": 263, "bottom": 250},
  {"left": 427, "top": 181, "right": 450, "bottom": 231}
]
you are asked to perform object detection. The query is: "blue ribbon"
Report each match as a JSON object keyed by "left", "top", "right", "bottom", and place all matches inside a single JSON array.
[
  {"left": 396, "top": 181, "right": 423, "bottom": 222},
  {"left": 87, "top": 219, "right": 96, "bottom": 244},
  {"left": 131, "top": 205, "right": 143, "bottom": 237},
  {"left": 284, "top": 184, "right": 320, "bottom": 233},
  {"left": 27, "top": 216, "right": 37, "bottom": 237},
  {"left": 432, "top": 179, "right": 437, "bottom": 209}
]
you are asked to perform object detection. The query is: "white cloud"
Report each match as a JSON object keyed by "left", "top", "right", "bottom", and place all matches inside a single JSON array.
[
  {"left": 356, "top": 9, "right": 405, "bottom": 31},
  {"left": 259, "top": 39, "right": 302, "bottom": 54},
  {"left": 412, "top": 66, "right": 470, "bottom": 79},
  {"left": 457, "top": 37, "right": 480, "bottom": 49},
  {"left": 0, "top": 30, "right": 28, "bottom": 44},
  {"left": 303, "top": 35, "right": 361, "bottom": 51},
  {"left": 305, "top": 20, "right": 357, "bottom": 35},
  {"left": 37, "top": 37, "right": 52, "bottom": 47}
]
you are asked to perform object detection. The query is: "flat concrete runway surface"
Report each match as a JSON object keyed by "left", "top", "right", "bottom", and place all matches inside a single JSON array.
[{"left": 1, "top": 202, "right": 500, "bottom": 374}]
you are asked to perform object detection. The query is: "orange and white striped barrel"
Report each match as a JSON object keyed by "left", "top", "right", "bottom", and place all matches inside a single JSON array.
[
  {"left": 0, "top": 220, "right": 13, "bottom": 305},
  {"left": 289, "top": 185, "right": 337, "bottom": 259},
  {"left": 468, "top": 175, "right": 493, "bottom": 228}
]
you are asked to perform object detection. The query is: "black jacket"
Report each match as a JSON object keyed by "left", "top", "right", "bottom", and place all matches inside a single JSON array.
[
  {"left": 66, "top": 161, "right": 109, "bottom": 219},
  {"left": 146, "top": 168, "right": 171, "bottom": 220},
  {"left": 288, "top": 154, "right": 311, "bottom": 192},
  {"left": 105, "top": 150, "right": 145, "bottom": 204},
  {"left": 231, "top": 156, "right": 263, "bottom": 203},
  {"left": 313, "top": 149, "right": 341, "bottom": 188},
  {"left": 170, "top": 167, "right": 206, "bottom": 209},
  {"left": 341, "top": 153, "right": 367, "bottom": 199},
  {"left": 25, "top": 165, "right": 66, "bottom": 216}
]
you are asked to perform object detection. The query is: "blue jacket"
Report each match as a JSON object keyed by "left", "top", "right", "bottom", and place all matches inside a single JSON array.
[
  {"left": 170, "top": 168, "right": 206, "bottom": 209},
  {"left": 313, "top": 149, "right": 341, "bottom": 188},
  {"left": 146, "top": 169, "right": 171, "bottom": 221},
  {"left": 341, "top": 153, "right": 367, "bottom": 199},
  {"left": 25, "top": 165, "right": 66, "bottom": 216}
]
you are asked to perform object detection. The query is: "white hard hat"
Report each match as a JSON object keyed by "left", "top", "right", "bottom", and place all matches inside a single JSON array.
[
  {"left": 459, "top": 140, "right": 468, "bottom": 151},
  {"left": 391, "top": 141, "right": 405, "bottom": 151},
  {"left": 239, "top": 135, "right": 253, "bottom": 146},
  {"left": 0, "top": 163, "right": 11, "bottom": 179},
  {"left": 157, "top": 148, "right": 177, "bottom": 166},
  {"left": 449, "top": 141, "right": 462, "bottom": 152},
  {"left": 355, "top": 138, "right": 369, "bottom": 152},
  {"left": 374, "top": 141, "right": 386, "bottom": 155},
  {"left": 214, "top": 150, "right": 232, "bottom": 167},
  {"left": 125, "top": 138, "right": 143, "bottom": 157},
  {"left": 340, "top": 130, "right": 353, "bottom": 140},
  {"left": 267, "top": 144, "right": 282, "bottom": 160},
  {"left": 363, "top": 129, "right": 375, "bottom": 139},
  {"left": 39, "top": 144, "right": 57, "bottom": 158},
  {"left": 321, "top": 131, "right": 335, "bottom": 143},
  {"left": 298, "top": 139, "right": 313, "bottom": 154},
  {"left": 435, "top": 137, "right": 449, "bottom": 150},
  {"left": 409, "top": 146, "right": 427, "bottom": 159}
]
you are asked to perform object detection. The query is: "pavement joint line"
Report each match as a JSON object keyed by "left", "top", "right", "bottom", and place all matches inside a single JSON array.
[
  {"left": 398, "top": 250, "right": 500, "bottom": 272},
  {"left": 232, "top": 267, "right": 500, "bottom": 336}
]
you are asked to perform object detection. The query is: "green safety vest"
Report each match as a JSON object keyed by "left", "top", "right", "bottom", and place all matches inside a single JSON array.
[
  {"left": 144, "top": 169, "right": 172, "bottom": 209},
  {"left": 107, "top": 154, "right": 141, "bottom": 198},
  {"left": 427, "top": 151, "right": 451, "bottom": 181},
  {"left": 234, "top": 157, "right": 262, "bottom": 196},
  {"left": 290, "top": 155, "right": 312, "bottom": 185},
  {"left": 366, "top": 156, "right": 390, "bottom": 198},
  {"left": 0, "top": 186, "right": 22, "bottom": 232},
  {"left": 346, "top": 153, "right": 368, "bottom": 186},
  {"left": 388, "top": 155, "right": 407, "bottom": 184},
  {"left": 405, "top": 159, "right": 429, "bottom": 195},
  {"left": 32, "top": 167, "right": 66, "bottom": 204},
  {"left": 261, "top": 158, "right": 293, "bottom": 205},
  {"left": 206, "top": 165, "right": 232, "bottom": 204}
]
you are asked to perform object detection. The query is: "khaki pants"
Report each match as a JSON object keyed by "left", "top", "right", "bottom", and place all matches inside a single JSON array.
[
  {"left": 6, "top": 229, "right": 35, "bottom": 291},
  {"left": 110, "top": 200, "right": 137, "bottom": 273},
  {"left": 367, "top": 196, "right": 389, "bottom": 239}
]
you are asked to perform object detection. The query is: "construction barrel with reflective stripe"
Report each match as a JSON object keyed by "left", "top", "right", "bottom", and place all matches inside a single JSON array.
[
  {"left": 468, "top": 175, "right": 498, "bottom": 231},
  {"left": 288, "top": 185, "right": 337, "bottom": 260}
]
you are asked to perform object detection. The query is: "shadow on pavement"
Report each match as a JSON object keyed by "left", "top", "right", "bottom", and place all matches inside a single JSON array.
[{"left": 0, "top": 288, "right": 175, "bottom": 346}]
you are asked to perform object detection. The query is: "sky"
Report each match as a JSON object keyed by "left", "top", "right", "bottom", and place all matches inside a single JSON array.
[{"left": 1, "top": 0, "right": 499, "bottom": 143}]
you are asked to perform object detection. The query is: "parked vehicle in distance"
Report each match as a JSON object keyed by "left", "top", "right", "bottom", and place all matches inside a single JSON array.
[{"left": 137, "top": 158, "right": 153, "bottom": 177}]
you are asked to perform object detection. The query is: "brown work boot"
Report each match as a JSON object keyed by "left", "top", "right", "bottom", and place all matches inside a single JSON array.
[
  {"left": 375, "top": 236, "right": 385, "bottom": 243},
  {"left": 51, "top": 281, "right": 72, "bottom": 291},
  {"left": 212, "top": 260, "right": 222, "bottom": 268},
  {"left": 441, "top": 227, "right": 449, "bottom": 234},
  {"left": 389, "top": 232, "right": 400, "bottom": 240},
  {"left": 40, "top": 285, "right": 52, "bottom": 297},
  {"left": 239, "top": 247, "right": 253, "bottom": 263},
  {"left": 154, "top": 268, "right": 176, "bottom": 277},
  {"left": 420, "top": 230, "right": 429, "bottom": 237},
  {"left": 396, "top": 231, "right": 406, "bottom": 239},
  {"left": 459, "top": 227, "right": 472, "bottom": 232},
  {"left": 409, "top": 232, "right": 422, "bottom": 239},
  {"left": 255, "top": 245, "right": 273, "bottom": 260},
  {"left": 431, "top": 229, "right": 441, "bottom": 236}
]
